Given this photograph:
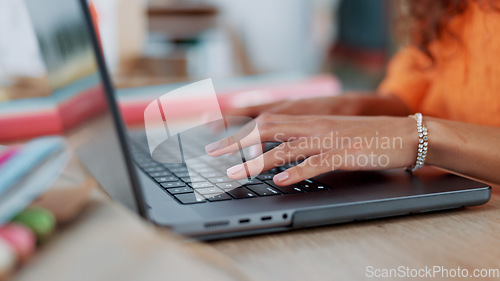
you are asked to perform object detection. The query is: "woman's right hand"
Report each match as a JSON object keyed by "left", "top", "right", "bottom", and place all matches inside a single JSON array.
[
  {"left": 222, "top": 94, "right": 410, "bottom": 118},
  {"left": 222, "top": 96, "right": 365, "bottom": 118}
]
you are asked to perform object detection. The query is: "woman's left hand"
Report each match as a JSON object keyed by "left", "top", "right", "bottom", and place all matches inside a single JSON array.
[{"left": 205, "top": 114, "right": 419, "bottom": 186}]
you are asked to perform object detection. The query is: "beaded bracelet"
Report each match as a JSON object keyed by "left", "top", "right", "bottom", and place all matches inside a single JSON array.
[{"left": 407, "top": 113, "right": 428, "bottom": 173}]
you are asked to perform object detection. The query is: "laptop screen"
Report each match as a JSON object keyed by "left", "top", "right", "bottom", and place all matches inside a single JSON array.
[{"left": 14, "top": 0, "right": 145, "bottom": 214}]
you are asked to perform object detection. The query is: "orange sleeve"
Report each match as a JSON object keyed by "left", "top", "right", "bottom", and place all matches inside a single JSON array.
[{"left": 377, "top": 46, "right": 432, "bottom": 113}]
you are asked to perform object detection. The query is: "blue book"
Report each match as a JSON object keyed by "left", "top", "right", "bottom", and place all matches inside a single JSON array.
[{"left": 0, "top": 136, "right": 70, "bottom": 225}]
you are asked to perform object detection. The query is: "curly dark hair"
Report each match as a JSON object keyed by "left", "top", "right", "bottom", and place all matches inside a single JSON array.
[{"left": 405, "top": 0, "right": 498, "bottom": 62}]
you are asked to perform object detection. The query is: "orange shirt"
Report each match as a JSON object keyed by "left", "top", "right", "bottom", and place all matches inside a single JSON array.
[{"left": 378, "top": 1, "right": 500, "bottom": 126}]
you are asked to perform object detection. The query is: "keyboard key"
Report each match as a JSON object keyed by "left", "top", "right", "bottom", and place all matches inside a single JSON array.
[
  {"left": 227, "top": 187, "right": 257, "bottom": 199},
  {"left": 204, "top": 193, "right": 232, "bottom": 202},
  {"left": 195, "top": 167, "right": 216, "bottom": 173},
  {"left": 278, "top": 162, "right": 299, "bottom": 171},
  {"left": 238, "top": 178, "right": 262, "bottom": 185},
  {"left": 139, "top": 162, "right": 159, "bottom": 168},
  {"left": 217, "top": 182, "right": 242, "bottom": 190},
  {"left": 164, "top": 163, "right": 185, "bottom": 169},
  {"left": 199, "top": 171, "right": 224, "bottom": 178},
  {"left": 210, "top": 159, "right": 227, "bottom": 166},
  {"left": 166, "top": 187, "right": 194, "bottom": 195},
  {"left": 154, "top": 176, "right": 178, "bottom": 183},
  {"left": 257, "top": 173, "right": 274, "bottom": 181},
  {"left": 190, "top": 182, "right": 214, "bottom": 189},
  {"left": 133, "top": 155, "right": 147, "bottom": 161},
  {"left": 299, "top": 182, "right": 330, "bottom": 192},
  {"left": 247, "top": 184, "right": 281, "bottom": 196},
  {"left": 279, "top": 185, "right": 305, "bottom": 193},
  {"left": 144, "top": 166, "right": 166, "bottom": 173},
  {"left": 186, "top": 162, "right": 206, "bottom": 168},
  {"left": 160, "top": 181, "right": 186, "bottom": 188},
  {"left": 195, "top": 187, "right": 223, "bottom": 195},
  {"left": 269, "top": 168, "right": 280, "bottom": 174},
  {"left": 283, "top": 162, "right": 299, "bottom": 168},
  {"left": 175, "top": 193, "right": 206, "bottom": 204},
  {"left": 207, "top": 177, "right": 233, "bottom": 184},
  {"left": 265, "top": 181, "right": 304, "bottom": 194},
  {"left": 148, "top": 171, "right": 172, "bottom": 177},
  {"left": 169, "top": 167, "right": 189, "bottom": 173},
  {"left": 181, "top": 176, "right": 206, "bottom": 183},
  {"left": 173, "top": 172, "right": 191, "bottom": 178}
]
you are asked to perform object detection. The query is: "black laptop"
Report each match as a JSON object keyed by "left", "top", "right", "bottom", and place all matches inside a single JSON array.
[{"left": 23, "top": 0, "right": 491, "bottom": 240}]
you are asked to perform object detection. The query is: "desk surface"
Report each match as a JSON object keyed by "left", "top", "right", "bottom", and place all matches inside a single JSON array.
[
  {"left": 212, "top": 187, "right": 500, "bottom": 280},
  {"left": 16, "top": 184, "right": 500, "bottom": 280}
]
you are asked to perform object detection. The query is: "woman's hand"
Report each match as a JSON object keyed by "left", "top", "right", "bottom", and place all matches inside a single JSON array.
[
  {"left": 223, "top": 94, "right": 411, "bottom": 118},
  {"left": 223, "top": 96, "right": 366, "bottom": 118},
  {"left": 206, "top": 114, "right": 419, "bottom": 186}
]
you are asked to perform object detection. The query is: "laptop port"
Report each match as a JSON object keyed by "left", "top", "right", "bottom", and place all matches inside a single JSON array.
[
  {"left": 239, "top": 218, "right": 250, "bottom": 224},
  {"left": 261, "top": 216, "right": 272, "bottom": 221},
  {"left": 204, "top": 221, "right": 229, "bottom": 228}
]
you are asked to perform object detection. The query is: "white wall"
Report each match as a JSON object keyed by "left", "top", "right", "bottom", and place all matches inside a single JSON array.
[
  {"left": 0, "top": 0, "right": 45, "bottom": 86},
  {"left": 204, "top": 0, "right": 340, "bottom": 74}
]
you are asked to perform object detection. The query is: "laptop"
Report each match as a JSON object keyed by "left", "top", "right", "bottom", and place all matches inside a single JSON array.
[{"left": 23, "top": 0, "right": 491, "bottom": 240}]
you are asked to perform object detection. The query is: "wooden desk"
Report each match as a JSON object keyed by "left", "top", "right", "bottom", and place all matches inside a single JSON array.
[
  {"left": 212, "top": 187, "right": 500, "bottom": 280},
  {"left": 15, "top": 192, "right": 248, "bottom": 281},
  {"left": 11, "top": 99, "right": 500, "bottom": 280},
  {"left": 16, "top": 182, "right": 500, "bottom": 280}
]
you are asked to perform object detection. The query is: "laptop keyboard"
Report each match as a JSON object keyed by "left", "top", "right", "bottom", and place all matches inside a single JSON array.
[{"left": 129, "top": 138, "right": 331, "bottom": 205}]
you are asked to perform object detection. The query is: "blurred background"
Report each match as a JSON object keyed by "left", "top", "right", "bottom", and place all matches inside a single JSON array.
[{"left": 0, "top": 0, "right": 397, "bottom": 102}]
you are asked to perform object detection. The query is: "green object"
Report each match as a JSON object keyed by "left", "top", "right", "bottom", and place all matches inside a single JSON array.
[{"left": 11, "top": 207, "right": 56, "bottom": 244}]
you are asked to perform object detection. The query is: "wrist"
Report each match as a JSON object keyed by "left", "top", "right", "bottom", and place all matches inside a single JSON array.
[
  {"left": 402, "top": 116, "right": 420, "bottom": 168},
  {"left": 423, "top": 117, "right": 452, "bottom": 168},
  {"left": 330, "top": 95, "right": 365, "bottom": 115},
  {"left": 406, "top": 113, "right": 429, "bottom": 172},
  {"left": 346, "top": 94, "right": 410, "bottom": 116}
]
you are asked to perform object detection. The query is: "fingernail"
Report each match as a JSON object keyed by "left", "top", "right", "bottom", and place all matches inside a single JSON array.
[
  {"left": 205, "top": 141, "right": 220, "bottom": 153},
  {"left": 274, "top": 172, "right": 289, "bottom": 182},
  {"left": 227, "top": 164, "right": 244, "bottom": 175}
]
